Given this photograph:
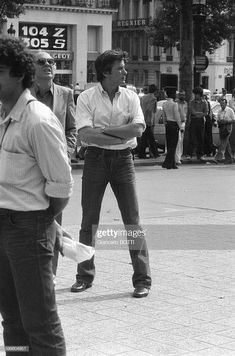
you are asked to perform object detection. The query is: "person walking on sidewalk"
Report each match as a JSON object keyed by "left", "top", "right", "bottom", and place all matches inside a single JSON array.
[
  {"left": 137, "top": 84, "right": 159, "bottom": 159},
  {"left": 71, "top": 49, "right": 151, "bottom": 298},
  {"left": 0, "top": 37, "right": 73, "bottom": 355},
  {"left": 175, "top": 90, "right": 188, "bottom": 164},
  {"left": 228, "top": 88, "right": 235, "bottom": 158},
  {"left": 214, "top": 98, "right": 235, "bottom": 163},
  {"left": 162, "top": 90, "right": 183, "bottom": 169},
  {"left": 31, "top": 50, "right": 77, "bottom": 277},
  {"left": 188, "top": 86, "right": 208, "bottom": 161}
]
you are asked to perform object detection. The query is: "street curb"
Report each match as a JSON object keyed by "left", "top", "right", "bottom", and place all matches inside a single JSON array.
[{"left": 71, "top": 157, "right": 220, "bottom": 169}]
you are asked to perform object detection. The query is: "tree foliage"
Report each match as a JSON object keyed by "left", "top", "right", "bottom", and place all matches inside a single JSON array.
[
  {"left": 148, "top": 0, "right": 235, "bottom": 53},
  {"left": 0, "top": 0, "right": 25, "bottom": 21}
]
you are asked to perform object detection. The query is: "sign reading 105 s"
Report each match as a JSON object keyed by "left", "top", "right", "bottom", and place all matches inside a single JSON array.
[{"left": 19, "top": 23, "right": 67, "bottom": 50}]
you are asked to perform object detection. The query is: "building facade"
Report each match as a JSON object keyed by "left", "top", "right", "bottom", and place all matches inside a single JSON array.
[
  {"left": 3, "top": 0, "right": 118, "bottom": 89},
  {"left": 112, "top": 0, "right": 234, "bottom": 93}
]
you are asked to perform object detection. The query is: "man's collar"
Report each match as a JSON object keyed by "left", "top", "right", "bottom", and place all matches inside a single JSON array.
[
  {"left": 35, "top": 81, "right": 53, "bottom": 96},
  {"left": 98, "top": 82, "right": 121, "bottom": 96},
  {"left": 1, "top": 89, "right": 33, "bottom": 123}
]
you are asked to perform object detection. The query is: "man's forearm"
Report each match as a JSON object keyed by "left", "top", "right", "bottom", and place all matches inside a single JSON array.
[
  {"left": 47, "top": 197, "right": 70, "bottom": 218},
  {"left": 103, "top": 123, "right": 144, "bottom": 139},
  {"left": 79, "top": 127, "right": 124, "bottom": 146}
]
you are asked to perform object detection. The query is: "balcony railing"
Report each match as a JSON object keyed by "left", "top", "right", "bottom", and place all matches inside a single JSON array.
[
  {"left": 24, "top": 0, "right": 118, "bottom": 9},
  {"left": 166, "top": 55, "right": 173, "bottom": 61},
  {"left": 154, "top": 55, "right": 160, "bottom": 61},
  {"left": 142, "top": 55, "right": 148, "bottom": 61}
]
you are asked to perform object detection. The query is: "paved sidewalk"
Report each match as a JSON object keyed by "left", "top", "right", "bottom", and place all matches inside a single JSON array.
[
  {"left": 55, "top": 234, "right": 235, "bottom": 356},
  {"left": 1, "top": 164, "right": 235, "bottom": 355},
  {"left": 1, "top": 230, "right": 235, "bottom": 356}
]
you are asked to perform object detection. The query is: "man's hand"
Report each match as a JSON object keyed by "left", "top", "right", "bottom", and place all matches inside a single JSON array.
[{"left": 54, "top": 221, "right": 64, "bottom": 256}]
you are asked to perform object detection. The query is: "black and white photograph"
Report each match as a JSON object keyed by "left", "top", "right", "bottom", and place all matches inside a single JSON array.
[{"left": 0, "top": 0, "right": 235, "bottom": 355}]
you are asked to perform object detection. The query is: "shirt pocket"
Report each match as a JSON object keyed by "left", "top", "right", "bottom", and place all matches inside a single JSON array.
[{"left": 0, "top": 149, "right": 35, "bottom": 185}]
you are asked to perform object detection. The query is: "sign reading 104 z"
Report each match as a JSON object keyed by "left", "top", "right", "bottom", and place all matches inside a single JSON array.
[{"left": 19, "top": 23, "right": 67, "bottom": 50}]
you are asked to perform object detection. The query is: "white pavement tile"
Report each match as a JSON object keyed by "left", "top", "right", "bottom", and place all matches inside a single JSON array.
[
  {"left": 87, "top": 341, "right": 135, "bottom": 355},
  {"left": 191, "top": 346, "right": 235, "bottom": 356},
  {"left": 215, "top": 328, "right": 235, "bottom": 340},
  {"left": 193, "top": 333, "right": 235, "bottom": 346}
]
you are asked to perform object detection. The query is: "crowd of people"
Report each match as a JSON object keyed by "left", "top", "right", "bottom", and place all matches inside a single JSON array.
[{"left": 133, "top": 84, "right": 235, "bottom": 167}]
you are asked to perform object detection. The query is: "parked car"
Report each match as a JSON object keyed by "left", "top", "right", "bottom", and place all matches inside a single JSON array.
[{"left": 153, "top": 99, "right": 221, "bottom": 149}]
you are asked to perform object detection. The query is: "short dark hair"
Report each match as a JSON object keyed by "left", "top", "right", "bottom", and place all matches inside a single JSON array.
[
  {"left": 220, "top": 98, "right": 227, "bottom": 104},
  {"left": 0, "top": 37, "right": 35, "bottom": 89},
  {"left": 193, "top": 86, "right": 203, "bottom": 96},
  {"left": 148, "top": 84, "right": 157, "bottom": 94},
  {"left": 95, "top": 50, "right": 127, "bottom": 82}
]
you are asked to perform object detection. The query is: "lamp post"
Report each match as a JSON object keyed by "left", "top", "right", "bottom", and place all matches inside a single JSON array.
[
  {"left": 232, "top": 5, "right": 235, "bottom": 90},
  {"left": 192, "top": 0, "right": 207, "bottom": 88}
]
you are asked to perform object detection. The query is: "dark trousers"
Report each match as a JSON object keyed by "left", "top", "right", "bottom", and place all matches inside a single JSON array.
[
  {"left": 138, "top": 126, "right": 159, "bottom": 158},
  {"left": 188, "top": 117, "right": 205, "bottom": 158},
  {"left": 162, "top": 121, "right": 179, "bottom": 169},
  {"left": 229, "top": 121, "right": 235, "bottom": 157},
  {"left": 204, "top": 116, "right": 213, "bottom": 156},
  {"left": 76, "top": 147, "right": 151, "bottom": 288},
  {"left": 0, "top": 209, "right": 66, "bottom": 356}
]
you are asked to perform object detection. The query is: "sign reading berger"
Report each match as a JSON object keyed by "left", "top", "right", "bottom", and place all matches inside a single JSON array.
[{"left": 19, "top": 23, "right": 67, "bottom": 50}]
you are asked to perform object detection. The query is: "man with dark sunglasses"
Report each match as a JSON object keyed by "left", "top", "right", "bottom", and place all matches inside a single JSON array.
[{"left": 31, "top": 51, "right": 77, "bottom": 277}]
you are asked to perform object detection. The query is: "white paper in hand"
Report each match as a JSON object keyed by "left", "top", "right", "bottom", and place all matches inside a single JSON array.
[{"left": 62, "top": 236, "right": 94, "bottom": 263}]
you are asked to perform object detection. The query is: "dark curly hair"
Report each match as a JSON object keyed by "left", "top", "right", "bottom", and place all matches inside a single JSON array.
[
  {"left": 0, "top": 36, "right": 35, "bottom": 89},
  {"left": 95, "top": 50, "right": 128, "bottom": 82}
]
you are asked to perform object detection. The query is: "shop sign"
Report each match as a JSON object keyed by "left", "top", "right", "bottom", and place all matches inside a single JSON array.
[
  {"left": 51, "top": 52, "right": 74, "bottom": 60},
  {"left": 116, "top": 18, "right": 149, "bottom": 28},
  {"left": 19, "top": 23, "right": 67, "bottom": 50}
]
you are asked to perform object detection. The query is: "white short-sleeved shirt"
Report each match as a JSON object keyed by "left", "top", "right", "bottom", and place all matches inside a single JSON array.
[
  {"left": 76, "top": 83, "right": 145, "bottom": 150},
  {"left": 0, "top": 89, "right": 73, "bottom": 211}
]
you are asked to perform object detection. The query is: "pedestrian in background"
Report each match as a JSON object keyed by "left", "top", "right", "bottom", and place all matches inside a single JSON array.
[
  {"left": 214, "top": 98, "right": 235, "bottom": 163},
  {"left": 31, "top": 50, "right": 77, "bottom": 276},
  {"left": 188, "top": 86, "right": 208, "bottom": 161},
  {"left": 203, "top": 94, "right": 215, "bottom": 157},
  {"left": 138, "top": 84, "right": 159, "bottom": 159},
  {"left": 162, "top": 89, "right": 183, "bottom": 169},
  {"left": 175, "top": 90, "right": 188, "bottom": 164},
  {"left": 71, "top": 49, "right": 151, "bottom": 298},
  {"left": 0, "top": 37, "right": 73, "bottom": 355},
  {"left": 228, "top": 88, "right": 235, "bottom": 159},
  {"left": 220, "top": 88, "right": 227, "bottom": 101}
]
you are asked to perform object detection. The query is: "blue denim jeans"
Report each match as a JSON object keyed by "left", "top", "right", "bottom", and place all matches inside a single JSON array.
[
  {"left": 0, "top": 209, "right": 66, "bottom": 356},
  {"left": 76, "top": 147, "right": 151, "bottom": 288}
]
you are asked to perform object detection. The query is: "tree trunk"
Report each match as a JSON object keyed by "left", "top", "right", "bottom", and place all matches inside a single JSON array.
[{"left": 179, "top": 0, "right": 193, "bottom": 102}]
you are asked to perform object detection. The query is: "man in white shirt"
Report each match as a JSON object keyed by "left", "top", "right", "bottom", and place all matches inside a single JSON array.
[
  {"left": 228, "top": 89, "right": 235, "bottom": 158},
  {"left": 175, "top": 90, "right": 188, "bottom": 164},
  {"left": 0, "top": 37, "right": 73, "bottom": 355},
  {"left": 214, "top": 98, "right": 235, "bottom": 163},
  {"left": 71, "top": 50, "right": 151, "bottom": 298}
]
